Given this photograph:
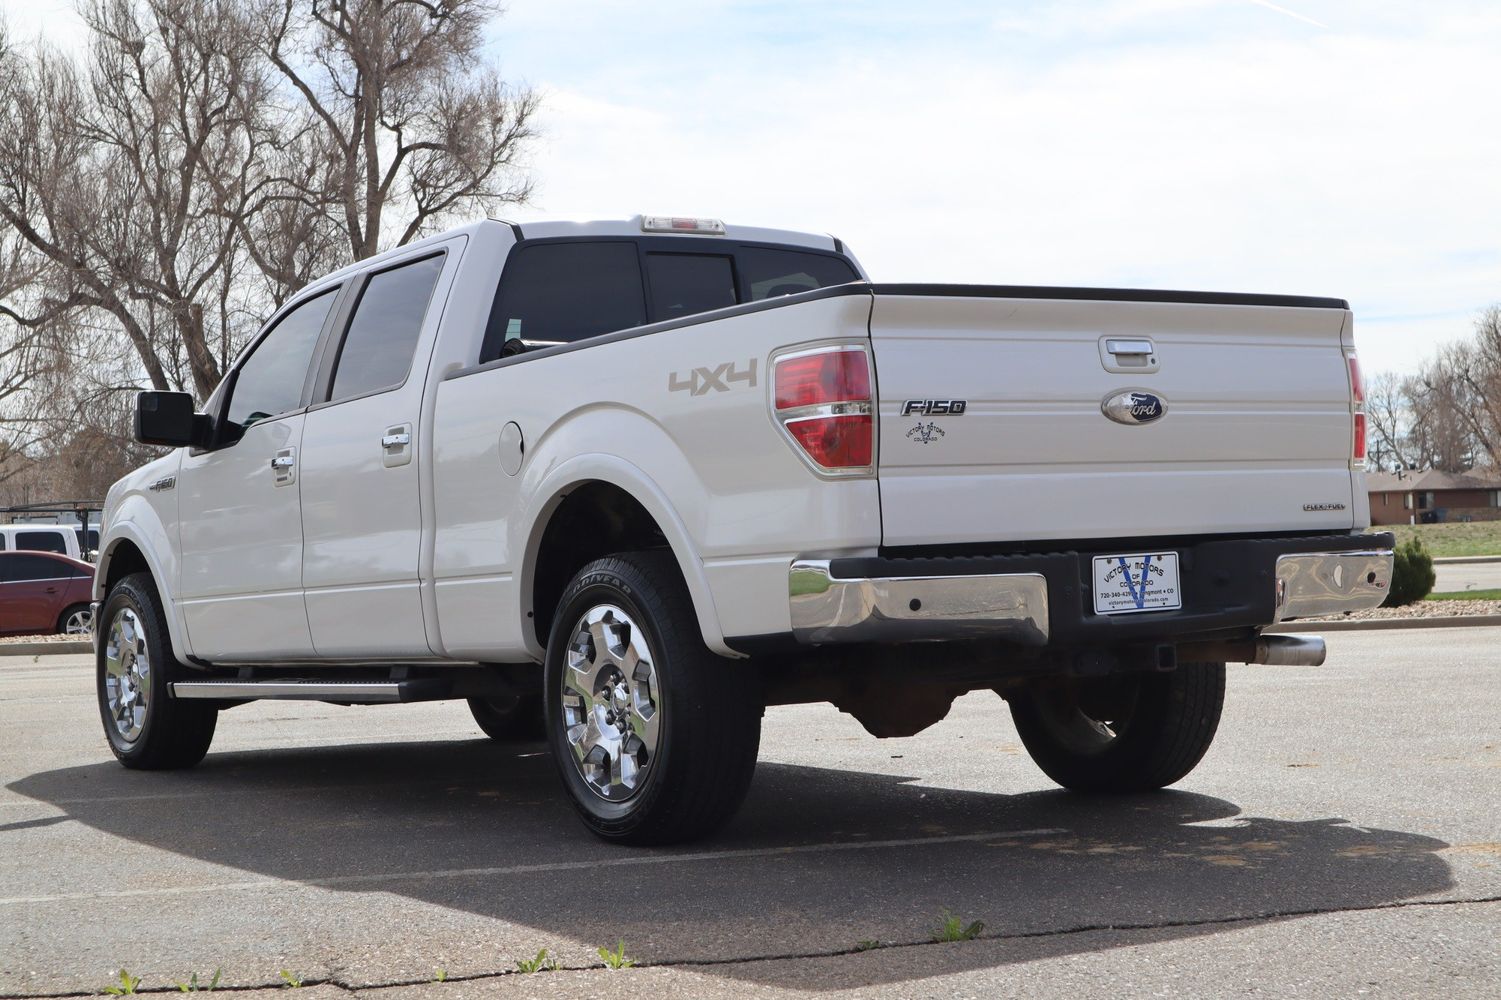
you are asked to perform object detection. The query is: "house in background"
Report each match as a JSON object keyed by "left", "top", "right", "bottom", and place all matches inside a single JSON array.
[{"left": 1367, "top": 469, "right": 1501, "bottom": 525}]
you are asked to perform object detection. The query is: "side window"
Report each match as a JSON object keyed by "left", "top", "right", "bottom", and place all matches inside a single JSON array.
[
  {"left": 0, "top": 554, "right": 66, "bottom": 581},
  {"left": 645, "top": 254, "right": 737, "bottom": 320},
  {"left": 14, "top": 531, "right": 66, "bottom": 554},
  {"left": 481, "top": 242, "right": 646, "bottom": 362},
  {"left": 226, "top": 289, "right": 338, "bottom": 429},
  {"left": 328, "top": 254, "right": 445, "bottom": 402},
  {"left": 737, "top": 247, "right": 859, "bottom": 301}
]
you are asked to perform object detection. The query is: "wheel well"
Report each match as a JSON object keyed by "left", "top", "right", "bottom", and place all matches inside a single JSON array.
[
  {"left": 531, "top": 482, "right": 671, "bottom": 647},
  {"left": 103, "top": 540, "right": 150, "bottom": 596}
]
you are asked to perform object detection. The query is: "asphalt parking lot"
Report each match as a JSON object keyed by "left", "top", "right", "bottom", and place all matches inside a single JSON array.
[{"left": 3, "top": 629, "right": 1499, "bottom": 999}]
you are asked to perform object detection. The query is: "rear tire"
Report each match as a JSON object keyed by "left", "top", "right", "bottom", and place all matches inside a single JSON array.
[
  {"left": 96, "top": 573, "right": 217, "bottom": 770},
  {"left": 1008, "top": 662, "right": 1225, "bottom": 792},
  {"left": 468, "top": 694, "right": 545, "bottom": 742},
  {"left": 544, "top": 551, "right": 762, "bottom": 845}
]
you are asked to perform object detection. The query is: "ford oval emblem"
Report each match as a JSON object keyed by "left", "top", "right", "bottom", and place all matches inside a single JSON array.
[{"left": 1102, "top": 389, "right": 1167, "bottom": 425}]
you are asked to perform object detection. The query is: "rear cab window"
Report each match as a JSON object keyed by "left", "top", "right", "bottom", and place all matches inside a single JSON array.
[{"left": 480, "top": 239, "right": 858, "bottom": 365}]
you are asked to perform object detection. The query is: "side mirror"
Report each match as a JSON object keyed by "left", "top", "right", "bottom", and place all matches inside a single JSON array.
[{"left": 134, "top": 391, "right": 211, "bottom": 448}]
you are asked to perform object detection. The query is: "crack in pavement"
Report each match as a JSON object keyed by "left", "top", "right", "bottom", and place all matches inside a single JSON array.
[{"left": 7, "top": 894, "right": 1500, "bottom": 999}]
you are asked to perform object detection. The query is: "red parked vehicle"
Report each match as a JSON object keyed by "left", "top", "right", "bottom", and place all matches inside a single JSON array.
[{"left": 0, "top": 551, "right": 95, "bottom": 636}]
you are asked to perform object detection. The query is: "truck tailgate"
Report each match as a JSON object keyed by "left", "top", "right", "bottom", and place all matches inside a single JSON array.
[{"left": 870, "top": 287, "right": 1358, "bottom": 547}]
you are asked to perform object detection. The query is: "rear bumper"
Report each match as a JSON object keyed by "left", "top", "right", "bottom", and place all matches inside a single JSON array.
[{"left": 789, "top": 533, "right": 1393, "bottom": 646}]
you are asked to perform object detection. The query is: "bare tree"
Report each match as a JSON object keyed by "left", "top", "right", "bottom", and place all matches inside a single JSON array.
[
  {"left": 1364, "top": 371, "right": 1412, "bottom": 473},
  {"left": 0, "top": 0, "right": 284, "bottom": 400},
  {"left": 261, "top": 0, "right": 538, "bottom": 260}
]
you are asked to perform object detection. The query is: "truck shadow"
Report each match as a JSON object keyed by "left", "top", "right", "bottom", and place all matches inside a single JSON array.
[{"left": 8, "top": 734, "right": 1454, "bottom": 988}]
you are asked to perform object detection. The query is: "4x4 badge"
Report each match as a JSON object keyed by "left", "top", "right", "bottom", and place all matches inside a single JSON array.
[{"left": 668, "top": 359, "right": 757, "bottom": 396}]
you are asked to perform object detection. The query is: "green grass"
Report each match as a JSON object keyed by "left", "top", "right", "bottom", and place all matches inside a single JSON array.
[
  {"left": 597, "top": 941, "right": 635, "bottom": 970},
  {"left": 515, "top": 949, "right": 559, "bottom": 974},
  {"left": 931, "top": 910, "right": 986, "bottom": 943},
  {"left": 1387, "top": 522, "right": 1501, "bottom": 558},
  {"left": 1426, "top": 589, "right": 1501, "bottom": 601}
]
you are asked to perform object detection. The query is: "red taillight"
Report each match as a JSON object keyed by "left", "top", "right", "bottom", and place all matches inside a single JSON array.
[
  {"left": 775, "top": 351, "right": 871, "bottom": 410},
  {"left": 1347, "top": 350, "right": 1366, "bottom": 468},
  {"left": 785, "top": 414, "right": 873, "bottom": 468},
  {"left": 774, "top": 347, "right": 874, "bottom": 473}
]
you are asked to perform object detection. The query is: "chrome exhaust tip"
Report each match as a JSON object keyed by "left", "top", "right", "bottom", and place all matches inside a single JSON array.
[{"left": 1253, "top": 634, "right": 1327, "bottom": 667}]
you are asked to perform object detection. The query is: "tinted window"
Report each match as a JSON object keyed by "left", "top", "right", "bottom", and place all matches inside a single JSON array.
[
  {"left": 329, "top": 254, "right": 445, "bottom": 402},
  {"left": 738, "top": 247, "right": 859, "bottom": 301},
  {"left": 646, "top": 254, "right": 737, "bottom": 320},
  {"left": 0, "top": 554, "right": 68, "bottom": 582},
  {"left": 482, "top": 242, "right": 646, "bottom": 362},
  {"left": 227, "top": 290, "right": 338, "bottom": 428},
  {"left": 14, "top": 531, "right": 67, "bottom": 554}
]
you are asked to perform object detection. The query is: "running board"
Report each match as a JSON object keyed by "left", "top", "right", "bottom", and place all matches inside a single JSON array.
[{"left": 170, "top": 679, "right": 450, "bottom": 704}]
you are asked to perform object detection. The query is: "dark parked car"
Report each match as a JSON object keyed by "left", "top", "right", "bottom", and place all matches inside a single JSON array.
[{"left": 0, "top": 551, "right": 95, "bottom": 636}]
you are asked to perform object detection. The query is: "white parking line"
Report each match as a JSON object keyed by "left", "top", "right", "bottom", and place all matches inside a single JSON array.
[{"left": 0, "top": 826, "right": 1067, "bottom": 905}]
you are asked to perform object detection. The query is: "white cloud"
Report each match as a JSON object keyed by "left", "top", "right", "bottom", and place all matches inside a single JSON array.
[
  {"left": 499, "top": 1, "right": 1501, "bottom": 375},
  {"left": 6, "top": 0, "right": 1496, "bottom": 375}
]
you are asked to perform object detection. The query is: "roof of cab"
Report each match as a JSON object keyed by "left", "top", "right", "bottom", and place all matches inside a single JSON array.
[
  {"left": 503, "top": 216, "right": 839, "bottom": 253},
  {"left": 301, "top": 216, "right": 844, "bottom": 297}
]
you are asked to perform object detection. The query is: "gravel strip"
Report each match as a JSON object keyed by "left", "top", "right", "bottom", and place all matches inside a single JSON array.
[
  {"left": 1301, "top": 599, "right": 1501, "bottom": 622},
  {"left": 0, "top": 633, "right": 87, "bottom": 645}
]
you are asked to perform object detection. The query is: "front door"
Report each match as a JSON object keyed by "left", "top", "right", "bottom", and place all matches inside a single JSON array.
[
  {"left": 176, "top": 288, "right": 341, "bottom": 660},
  {"left": 299, "top": 249, "right": 453, "bottom": 657}
]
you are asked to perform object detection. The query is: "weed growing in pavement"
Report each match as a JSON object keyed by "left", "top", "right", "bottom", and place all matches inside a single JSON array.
[
  {"left": 932, "top": 910, "right": 985, "bottom": 943},
  {"left": 175, "top": 969, "right": 222, "bottom": 991},
  {"left": 597, "top": 941, "right": 635, "bottom": 969},
  {"left": 104, "top": 969, "right": 142, "bottom": 995},
  {"left": 855, "top": 940, "right": 883, "bottom": 952},
  {"left": 279, "top": 969, "right": 303, "bottom": 988},
  {"left": 515, "top": 949, "right": 560, "bottom": 974},
  {"left": 433, "top": 968, "right": 448, "bottom": 982}
]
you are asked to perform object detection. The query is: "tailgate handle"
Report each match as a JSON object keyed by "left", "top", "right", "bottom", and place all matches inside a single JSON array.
[{"left": 1106, "top": 339, "right": 1154, "bottom": 356}]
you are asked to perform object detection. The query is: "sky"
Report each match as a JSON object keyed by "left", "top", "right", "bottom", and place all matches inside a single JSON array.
[{"left": 6, "top": 0, "right": 1498, "bottom": 376}]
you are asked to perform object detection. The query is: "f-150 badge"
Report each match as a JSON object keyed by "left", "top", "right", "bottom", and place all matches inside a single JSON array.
[
  {"left": 1102, "top": 389, "right": 1167, "bottom": 425},
  {"left": 902, "top": 399, "right": 966, "bottom": 416}
]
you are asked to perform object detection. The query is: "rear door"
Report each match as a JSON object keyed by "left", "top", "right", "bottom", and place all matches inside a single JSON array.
[
  {"left": 299, "top": 246, "right": 457, "bottom": 657},
  {"left": 870, "top": 288, "right": 1358, "bottom": 546}
]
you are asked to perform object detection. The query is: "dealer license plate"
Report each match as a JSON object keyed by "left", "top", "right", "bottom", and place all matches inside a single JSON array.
[{"left": 1092, "top": 552, "right": 1182, "bottom": 615}]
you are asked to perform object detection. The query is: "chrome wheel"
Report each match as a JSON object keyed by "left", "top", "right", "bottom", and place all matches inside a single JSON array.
[
  {"left": 63, "top": 607, "right": 93, "bottom": 636},
  {"left": 103, "top": 608, "right": 150, "bottom": 743},
  {"left": 560, "top": 604, "right": 661, "bottom": 801}
]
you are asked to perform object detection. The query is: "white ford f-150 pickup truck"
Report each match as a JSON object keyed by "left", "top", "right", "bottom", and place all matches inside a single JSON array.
[{"left": 95, "top": 215, "right": 1393, "bottom": 844}]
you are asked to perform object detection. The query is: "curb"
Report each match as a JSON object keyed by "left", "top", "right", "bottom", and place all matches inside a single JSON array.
[
  {"left": 1433, "top": 555, "right": 1501, "bottom": 565},
  {"left": 0, "top": 640, "right": 92, "bottom": 657},
  {"left": 1267, "top": 615, "right": 1501, "bottom": 633}
]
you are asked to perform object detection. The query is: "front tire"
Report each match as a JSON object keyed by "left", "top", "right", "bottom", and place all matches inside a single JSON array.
[
  {"left": 96, "top": 573, "right": 217, "bottom": 769},
  {"left": 1008, "top": 661, "right": 1225, "bottom": 792},
  {"left": 544, "top": 552, "right": 762, "bottom": 845}
]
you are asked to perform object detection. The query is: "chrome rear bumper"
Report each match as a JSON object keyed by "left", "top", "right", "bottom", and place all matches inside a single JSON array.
[
  {"left": 1273, "top": 549, "right": 1393, "bottom": 621},
  {"left": 789, "top": 560, "right": 1049, "bottom": 645}
]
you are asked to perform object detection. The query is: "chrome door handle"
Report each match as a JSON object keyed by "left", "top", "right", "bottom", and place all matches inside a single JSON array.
[
  {"left": 381, "top": 433, "right": 411, "bottom": 449},
  {"left": 270, "top": 456, "right": 296, "bottom": 469}
]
